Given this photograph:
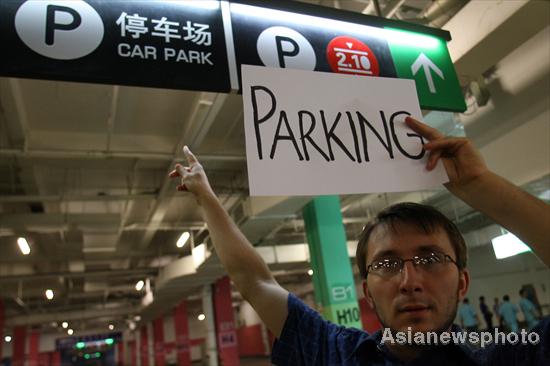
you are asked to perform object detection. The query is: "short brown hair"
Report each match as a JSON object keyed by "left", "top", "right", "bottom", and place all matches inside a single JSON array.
[{"left": 356, "top": 202, "right": 467, "bottom": 279}]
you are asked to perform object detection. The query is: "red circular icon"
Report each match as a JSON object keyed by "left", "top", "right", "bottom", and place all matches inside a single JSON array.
[{"left": 326, "top": 36, "right": 380, "bottom": 76}]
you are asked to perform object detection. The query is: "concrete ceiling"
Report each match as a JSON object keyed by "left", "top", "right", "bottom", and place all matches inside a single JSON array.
[{"left": 1, "top": 0, "right": 549, "bottom": 335}]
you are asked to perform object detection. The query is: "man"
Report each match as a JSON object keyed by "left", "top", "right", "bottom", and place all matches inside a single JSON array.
[
  {"left": 479, "top": 296, "right": 493, "bottom": 330},
  {"left": 493, "top": 297, "right": 503, "bottom": 329},
  {"left": 169, "top": 116, "right": 550, "bottom": 365},
  {"left": 459, "top": 298, "right": 479, "bottom": 332},
  {"left": 499, "top": 295, "right": 519, "bottom": 333},
  {"left": 519, "top": 289, "right": 540, "bottom": 330}
]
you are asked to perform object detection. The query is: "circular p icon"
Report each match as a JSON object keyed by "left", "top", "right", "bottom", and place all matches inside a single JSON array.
[
  {"left": 15, "top": 0, "right": 104, "bottom": 60},
  {"left": 256, "top": 26, "right": 316, "bottom": 70}
]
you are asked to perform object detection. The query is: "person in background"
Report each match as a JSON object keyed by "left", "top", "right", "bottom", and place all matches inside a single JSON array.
[
  {"left": 493, "top": 297, "right": 504, "bottom": 328},
  {"left": 458, "top": 298, "right": 479, "bottom": 332},
  {"left": 519, "top": 288, "right": 540, "bottom": 330},
  {"left": 499, "top": 295, "right": 519, "bottom": 332},
  {"left": 479, "top": 296, "right": 493, "bottom": 330}
]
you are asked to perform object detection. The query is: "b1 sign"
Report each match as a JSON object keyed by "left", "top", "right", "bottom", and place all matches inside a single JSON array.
[{"left": 241, "top": 65, "right": 448, "bottom": 196}]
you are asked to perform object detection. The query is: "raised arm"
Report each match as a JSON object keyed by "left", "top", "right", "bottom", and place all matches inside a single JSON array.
[
  {"left": 405, "top": 117, "right": 550, "bottom": 266},
  {"left": 169, "top": 146, "right": 289, "bottom": 337}
]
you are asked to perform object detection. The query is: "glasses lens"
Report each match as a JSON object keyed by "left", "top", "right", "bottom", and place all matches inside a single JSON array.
[
  {"left": 372, "top": 258, "right": 401, "bottom": 275},
  {"left": 415, "top": 252, "right": 444, "bottom": 269}
]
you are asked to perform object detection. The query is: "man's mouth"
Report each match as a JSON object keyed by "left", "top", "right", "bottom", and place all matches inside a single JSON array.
[{"left": 398, "top": 304, "right": 431, "bottom": 314}]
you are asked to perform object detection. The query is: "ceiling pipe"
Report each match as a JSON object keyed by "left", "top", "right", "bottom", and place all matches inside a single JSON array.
[{"left": 0, "top": 148, "right": 245, "bottom": 162}]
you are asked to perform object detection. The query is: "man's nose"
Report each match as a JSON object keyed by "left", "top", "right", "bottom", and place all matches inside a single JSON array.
[{"left": 398, "top": 261, "right": 424, "bottom": 294}]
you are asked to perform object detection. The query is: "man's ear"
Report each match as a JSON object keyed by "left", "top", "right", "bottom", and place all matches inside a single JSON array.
[
  {"left": 457, "top": 269, "right": 470, "bottom": 302},
  {"left": 363, "top": 279, "right": 374, "bottom": 308}
]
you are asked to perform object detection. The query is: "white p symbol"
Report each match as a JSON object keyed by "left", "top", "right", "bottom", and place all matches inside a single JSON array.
[
  {"left": 256, "top": 26, "right": 316, "bottom": 70},
  {"left": 15, "top": 0, "right": 104, "bottom": 60}
]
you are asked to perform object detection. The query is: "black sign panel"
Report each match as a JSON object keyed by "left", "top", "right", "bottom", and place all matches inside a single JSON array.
[
  {"left": 1, "top": 0, "right": 230, "bottom": 92},
  {"left": 230, "top": 1, "right": 398, "bottom": 87}
]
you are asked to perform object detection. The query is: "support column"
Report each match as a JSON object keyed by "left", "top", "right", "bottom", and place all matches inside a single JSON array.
[
  {"left": 213, "top": 277, "right": 239, "bottom": 365},
  {"left": 139, "top": 326, "right": 149, "bottom": 366},
  {"left": 116, "top": 340, "right": 124, "bottom": 366},
  {"left": 28, "top": 329, "right": 40, "bottom": 366},
  {"left": 303, "top": 196, "right": 362, "bottom": 328},
  {"left": 12, "top": 326, "right": 27, "bottom": 366},
  {"left": 153, "top": 316, "right": 166, "bottom": 366},
  {"left": 147, "top": 323, "right": 154, "bottom": 366},
  {"left": 0, "top": 300, "right": 4, "bottom": 360},
  {"left": 202, "top": 285, "right": 218, "bottom": 366},
  {"left": 52, "top": 351, "right": 61, "bottom": 366},
  {"left": 174, "top": 301, "right": 191, "bottom": 366},
  {"left": 129, "top": 340, "right": 137, "bottom": 366}
]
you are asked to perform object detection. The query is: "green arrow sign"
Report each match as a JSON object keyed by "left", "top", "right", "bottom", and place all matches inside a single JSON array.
[{"left": 385, "top": 28, "right": 466, "bottom": 112}]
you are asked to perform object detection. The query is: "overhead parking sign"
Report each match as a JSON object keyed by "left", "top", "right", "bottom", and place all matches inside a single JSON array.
[
  {"left": 229, "top": 1, "right": 466, "bottom": 112},
  {"left": 1, "top": 0, "right": 466, "bottom": 112}
]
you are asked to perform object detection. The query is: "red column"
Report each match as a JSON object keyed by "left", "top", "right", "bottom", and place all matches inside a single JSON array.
[
  {"left": 140, "top": 326, "right": 149, "bottom": 366},
  {"left": 213, "top": 276, "right": 239, "bottom": 365},
  {"left": 117, "top": 340, "right": 125, "bottom": 366},
  {"left": 52, "top": 351, "right": 61, "bottom": 366},
  {"left": 12, "top": 326, "right": 27, "bottom": 366},
  {"left": 153, "top": 317, "right": 166, "bottom": 366},
  {"left": 28, "top": 330, "right": 40, "bottom": 366},
  {"left": 128, "top": 340, "right": 137, "bottom": 366},
  {"left": 0, "top": 300, "right": 4, "bottom": 360},
  {"left": 174, "top": 301, "right": 191, "bottom": 366}
]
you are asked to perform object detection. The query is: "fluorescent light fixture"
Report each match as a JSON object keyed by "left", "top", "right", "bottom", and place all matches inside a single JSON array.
[
  {"left": 192, "top": 243, "right": 208, "bottom": 268},
  {"left": 307, "top": 269, "right": 313, "bottom": 276},
  {"left": 230, "top": 3, "right": 384, "bottom": 38},
  {"left": 4, "top": 336, "right": 11, "bottom": 343},
  {"left": 45, "top": 289, "right": 54, "bottom": 300},
  {"left": 169, "top": 0, "right": 220, "bottom": 10},
  {"left": 382, "top": 28, "right": 441, "bottom": 49},
  {"left": 108, "top": 324, "right": 114, "bottom": 330},
  {"left": 198, "top": 314, "right": 205, "bottom": 321},
  {"left": 492, "top": 232, "right": 532, "bottom": 259},
  {"left": 67, "top": 329, "right": 74, "bottom": 335},
  {"left": 230, "top": 3, "right": 441, "bottom": 50},
  {"left": 176, "top": 232, "right": 190, "bottom": 248},
  {"left": 62, "top": 322, "right": 69, "bottom": 329},
  {"left": 135, "top": 280, "right": 144, "bottom": 291},
  {"left": 17, "top": 237, "right": 31, "bottom": 255}
]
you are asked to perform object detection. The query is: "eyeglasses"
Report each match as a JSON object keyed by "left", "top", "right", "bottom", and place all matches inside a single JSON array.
[{"left": 366, "top": 251, "right": 458, "bottom": 278}]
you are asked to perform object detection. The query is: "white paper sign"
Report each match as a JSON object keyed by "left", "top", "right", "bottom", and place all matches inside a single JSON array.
[{"left": 241, "top": 65, "right": 448, "bottom": 196}]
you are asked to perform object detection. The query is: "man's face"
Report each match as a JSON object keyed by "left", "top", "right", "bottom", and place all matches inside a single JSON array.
[{"left": 363, "top": 222, "right": 469, "bottom": 333}]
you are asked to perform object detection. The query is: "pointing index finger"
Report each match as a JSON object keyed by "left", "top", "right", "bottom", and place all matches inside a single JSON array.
[
  {"left": 405, "top": 116, "right": 444, "bottom": 141},
  {"left": 183, "top": 145, "right": 198, "bottom": 165}
]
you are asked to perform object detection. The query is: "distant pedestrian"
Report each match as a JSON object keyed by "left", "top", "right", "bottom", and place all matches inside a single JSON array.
[
  {"left": 479, "top": 296, "right": 493, "bottom": 330},
  {"left": 458, "top": 298, "right": 479, "bottom": 332},
  {"left": 493, "top": 297, "right": 503, "bottom": 328},
  {"left": 499, "top": 295, "right": 519, "bottom": 332},
  {"left": 519, "top": 289, "right": 540, "bottom": 330}
]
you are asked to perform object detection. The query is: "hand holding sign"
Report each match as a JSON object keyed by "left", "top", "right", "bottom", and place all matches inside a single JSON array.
[{"left": 404, "top": 116, "right": 488, "bottom": 190}]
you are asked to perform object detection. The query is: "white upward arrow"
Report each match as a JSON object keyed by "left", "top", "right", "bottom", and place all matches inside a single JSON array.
[{"left": 411, "top": 53, "right": 444, "bottom": 93}]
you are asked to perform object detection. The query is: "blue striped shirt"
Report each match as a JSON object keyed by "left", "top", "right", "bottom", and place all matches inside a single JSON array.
[{"left": 271, "top": 293, "right": 550, "bottom": 365}]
